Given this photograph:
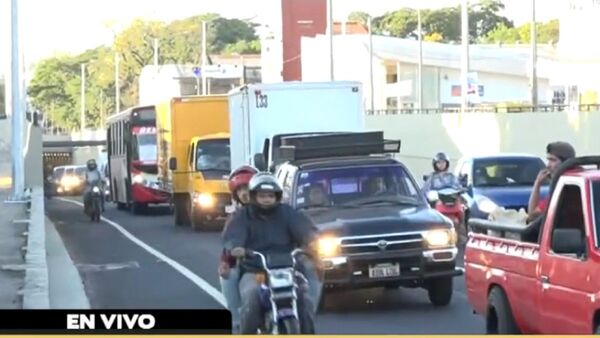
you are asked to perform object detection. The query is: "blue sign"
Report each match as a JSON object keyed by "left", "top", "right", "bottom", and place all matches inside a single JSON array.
[{"left": 193, "top": 67, "right": 201, "bottom": 77}]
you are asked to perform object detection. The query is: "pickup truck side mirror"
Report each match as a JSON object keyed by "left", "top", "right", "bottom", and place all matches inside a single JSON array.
[
  {"left": 552, "top": 228, "right": 586, "bottom": 257},
  {"left": 253, "top": 153, "right": 267, "bottom": 172},
  {"left": 169, "top": 157, "right": 177, "bottom": 171}
]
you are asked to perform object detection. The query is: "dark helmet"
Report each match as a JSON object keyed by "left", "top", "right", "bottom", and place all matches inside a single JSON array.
[
  {"left": 86, "top": 159, "right": 97, "bottom": 171},
  {"left": 432, "top": 152, "right": 450, "bottom": 172},
  {"left": 248, "top": 172, "right": 283, "bottom": 207},
  {"left": 546, "top": 141, "right": 576, "bottom": 162},
  {"left": 228, "top": 165, "right": 258, "bottom": 204}
]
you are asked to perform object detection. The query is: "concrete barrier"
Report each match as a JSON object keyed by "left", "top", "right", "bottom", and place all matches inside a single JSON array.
[
  {"left": 22, "top": 186, "right": 49, "bottom": 309},
  {"left": 24, "top": 121, "right": 43, "bottom": 188},
  {"left": 366, "top": 110, "right": 600, "bottom": 178}
]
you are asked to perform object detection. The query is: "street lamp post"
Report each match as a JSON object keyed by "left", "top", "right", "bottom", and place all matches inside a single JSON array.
[
  {"left": 417, "top": 8, "right": 423, "bottom": 111},
  {"left": 10, "top": 0, "right": 24, "bottom": 200},
  {"left": 327, "top": 0, "right": 334, "bottom": 80},
  {"left": 460, "top": 0, "right": 470, "bottom": 112},
  {"left": 201, "top": 21, "right": 208, "bottom": 95},
  {"left": 80, "top": 64, "right": 86, "bottom": 131},
  {"left": 530, "top": 0, "right": 538, "bottom": 107}
]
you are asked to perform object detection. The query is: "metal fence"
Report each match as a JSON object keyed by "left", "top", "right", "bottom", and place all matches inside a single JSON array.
[{"left": 365, "top": 104, "right": 600, "bottom": 115}]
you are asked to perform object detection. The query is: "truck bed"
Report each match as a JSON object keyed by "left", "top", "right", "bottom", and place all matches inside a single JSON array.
[{"left": 464, "top": 225, "right": 539, "bottom": 322}]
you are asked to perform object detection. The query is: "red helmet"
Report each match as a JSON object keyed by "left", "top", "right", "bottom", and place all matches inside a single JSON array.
[{"left": 228, "top": 165, "right": 258, "bottom": 202}]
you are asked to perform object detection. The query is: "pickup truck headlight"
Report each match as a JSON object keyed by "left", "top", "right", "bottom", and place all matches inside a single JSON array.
[
  {"left": 476, "top": 196, "right": 498, "bottom": 213},
  {"left": 318, "top": 237, "right": 342, "bottom": 257},
  {"left": 424, "top": 229, "right": 456, "bottom": 248},
  {"left": 194, "top": 193, "right": 214, "bottom": 208}
]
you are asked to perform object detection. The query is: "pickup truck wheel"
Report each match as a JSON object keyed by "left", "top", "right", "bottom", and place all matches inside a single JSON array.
[
  {"left": 427, "top": 277, "right": 453, "bottom": 306},
  {"left": 487, "top": 287, "right": 520, "bottom": 334}
]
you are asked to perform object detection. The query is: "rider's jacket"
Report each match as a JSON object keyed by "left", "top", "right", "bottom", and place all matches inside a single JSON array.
[{"left": 422, "top": 171, "right": 462, "bottom": 195}]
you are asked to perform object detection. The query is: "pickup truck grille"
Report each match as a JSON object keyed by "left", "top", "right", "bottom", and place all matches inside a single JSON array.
[{"left": 340, "top": 233, "right": 424, "bottom": 255}]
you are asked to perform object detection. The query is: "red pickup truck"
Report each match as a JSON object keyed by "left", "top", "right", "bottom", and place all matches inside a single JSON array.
[{"left": 464, "top": 157, "right": 600, "bottom": 334}]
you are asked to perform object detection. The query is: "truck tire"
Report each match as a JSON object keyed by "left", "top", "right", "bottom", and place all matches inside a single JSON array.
[
  {"left": 427, "top": 277, "right": 453, "bottom": 307},
  {"left": 173, "top": 194, "right": 189, "bottom": 226},
  {"left": 487, "top": 287, "right": 520, "bottom": 334}
]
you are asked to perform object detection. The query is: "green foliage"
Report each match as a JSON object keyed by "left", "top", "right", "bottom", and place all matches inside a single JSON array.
[
  {"left": 347, "top": 11, "right": 371, "bottom": 26},
  {"left": 29, "top": 14, "right": 259, "bottom": 130},
  {"left": 483, "top": 19, "right": 559, "bottom": 44}
]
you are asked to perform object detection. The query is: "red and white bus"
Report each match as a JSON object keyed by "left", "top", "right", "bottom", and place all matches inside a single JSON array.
[{"left": 106, "top": 105, "right": 170, "bottom": 214}]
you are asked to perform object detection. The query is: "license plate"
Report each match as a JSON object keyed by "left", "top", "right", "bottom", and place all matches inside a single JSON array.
[{"left": 368, "top": 263, "right": 400, "bottom": 278}]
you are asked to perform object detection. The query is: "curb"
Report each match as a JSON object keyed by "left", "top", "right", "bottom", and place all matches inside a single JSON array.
[{"left": 22, "top": 186, "right": 50, "bottom": 309}]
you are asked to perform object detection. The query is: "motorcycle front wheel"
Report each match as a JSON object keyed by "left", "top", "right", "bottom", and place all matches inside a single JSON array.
[{"left": 281, "top": 318, "right": 301, "bottom": 334}]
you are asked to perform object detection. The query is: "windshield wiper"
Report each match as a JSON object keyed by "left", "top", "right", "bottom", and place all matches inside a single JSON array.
[{"left": 344, "top": 198, "right": 421, "bottom": 208}]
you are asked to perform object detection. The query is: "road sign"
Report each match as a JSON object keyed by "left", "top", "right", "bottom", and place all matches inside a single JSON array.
[
  {"left": 202, "top": 64, "right": 244, "bottom": 79},
  {"left": 193, "top": 67, "right": 201, "bottom": 78}
]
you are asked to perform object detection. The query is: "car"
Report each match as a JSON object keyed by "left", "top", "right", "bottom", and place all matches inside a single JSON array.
[
  {"left": 273, "top": 132, "right": 463, "bottom": 309},
  {"left": 454, "top": 154, "right": 550, "bottom": 220},
  {"left": 465, "top": 156, "right": 600, "bottom": 334},
  {"left": 57, "top": 165, "right": 86, "bottom": 196}
]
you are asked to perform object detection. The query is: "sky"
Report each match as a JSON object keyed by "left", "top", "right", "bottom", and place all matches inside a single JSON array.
[{"left": 0, "top": 0, "right": 562, "bottom": 73}]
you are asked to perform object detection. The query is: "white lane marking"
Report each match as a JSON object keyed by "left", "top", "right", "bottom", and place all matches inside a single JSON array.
[{"left": 55, "top": 198, "right": 227, "bottom": 307}]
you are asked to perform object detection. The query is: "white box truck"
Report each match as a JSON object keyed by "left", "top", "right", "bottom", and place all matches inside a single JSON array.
[{"left": 228, "top": 81, "right": 365, "bottom": 171}]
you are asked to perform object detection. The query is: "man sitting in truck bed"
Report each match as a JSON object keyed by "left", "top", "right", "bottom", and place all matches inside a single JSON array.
[{"left": 522, "top": 141, "right": 576, "bottom": 242}]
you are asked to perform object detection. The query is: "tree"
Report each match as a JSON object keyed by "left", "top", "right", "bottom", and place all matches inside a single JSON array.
[
  {"left": 29, "top": 13, "right": 261, "bottom": 130},
  {"left": 482, "top": 19, "right": 559, "bottom": 44},
  {"left": 347, "top": 11, "right": 371, "bottom": 26},
  {"left": 424, "top": 32, "right": 444, "bottom": 42}
]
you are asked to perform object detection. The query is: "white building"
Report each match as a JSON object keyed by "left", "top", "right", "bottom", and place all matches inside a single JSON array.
[{"left": 301, "top": 34, "right": 555, "bottom": 110}]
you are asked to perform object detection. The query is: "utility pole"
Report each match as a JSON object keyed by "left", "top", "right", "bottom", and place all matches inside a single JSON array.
[
  {"left": 327, "top": 0, "right": 334, "bottom": 80},
  {"left": 530, "top": 0, "right": 538, "bottom": 107},
  {"left": 115, "top": 52, "right": 120, "bottom": 113},
  {"left": 368, "top": 16, "right": 374, "bottom": 112},
  {"left": 10, "top": 0, "right": 24, "bottom": 199},
  {"left": 201, "top": 21, "right": 208, "bottom": 96},
  {"left": 460, "top": 0, "right": 470, "bottom": 112},
  {"left": 417, "top": 8, "right": 424, "bottom": 111},
  {"left": 80, "top": 63, "right": 86, "bottom": 131}
]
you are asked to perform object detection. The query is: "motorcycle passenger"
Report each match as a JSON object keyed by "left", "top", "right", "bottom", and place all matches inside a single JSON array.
[
  {"left": 218, "top": 165, "right": 258, "bottom": 334},
  {"left": 223, "top": 173, "right": 319, "bottom": 334},
  {"left": 422, "top": 152, "right": 462, "bottom": 197},
  {"left": 83, "top": 159, "right": 104, "bottom": 213}
]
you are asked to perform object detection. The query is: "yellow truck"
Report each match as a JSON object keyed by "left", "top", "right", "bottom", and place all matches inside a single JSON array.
[{"left": 156, "top": 96, "right": 231, "bottom": 230}]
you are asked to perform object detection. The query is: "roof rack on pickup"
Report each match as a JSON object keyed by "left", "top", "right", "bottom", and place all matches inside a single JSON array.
[{"left": 273, "top": 131, "right": 401, "bottom": 164}]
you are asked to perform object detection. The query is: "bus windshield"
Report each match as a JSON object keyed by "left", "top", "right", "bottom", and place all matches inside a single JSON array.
[
  {"left": 132, "top": 133, "right": 157, "bottom": 162},
  {"left": 196, "top": 139, "right": 230, "bottom": 179}
]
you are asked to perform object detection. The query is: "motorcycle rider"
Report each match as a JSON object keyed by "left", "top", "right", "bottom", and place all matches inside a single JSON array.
[
  {"left": 422, "top": 152, "right": 463, "bottom": 197},
  {"left": 223, "top": 172, "right": 319, "bottom": 334},
  {"left": 83, "top": 159, "right": 105, "bottom": 213},
  {"left": 218, "top": 165, "right": 258, "bottom": 334}
]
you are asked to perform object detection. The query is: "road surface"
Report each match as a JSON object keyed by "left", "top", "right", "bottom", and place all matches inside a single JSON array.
[{"left": 46, "top": 197, "right": 484, "bottom": 334}]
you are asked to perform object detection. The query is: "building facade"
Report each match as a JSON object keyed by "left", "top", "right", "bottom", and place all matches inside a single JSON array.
[{"left": 301, "top": 35, "right": 553, "bottom": 111}]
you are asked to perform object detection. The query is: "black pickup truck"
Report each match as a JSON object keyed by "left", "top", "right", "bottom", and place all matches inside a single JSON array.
[{"left": 267, "top": 132, "right": 463, "bottom": 308}]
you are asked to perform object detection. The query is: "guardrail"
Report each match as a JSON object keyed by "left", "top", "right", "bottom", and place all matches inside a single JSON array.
[{"left": 366, "top": 104, "right": 600, "bottom": 115}]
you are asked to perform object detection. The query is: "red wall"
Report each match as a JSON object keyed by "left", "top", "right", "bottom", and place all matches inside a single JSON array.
[{"left": 281, "top": 0, "right": 327, "bottom": 81}]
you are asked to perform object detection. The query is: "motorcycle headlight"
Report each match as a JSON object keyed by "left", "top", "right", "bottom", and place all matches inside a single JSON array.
[
  {"left": 318, "top": 237, "right": 342, "bottom": 257},
  {"left": 133, "top": 174, "right": 145, "bottom": 184},
  {"left": 424, "top": 229, "right": 456, "bottom": 248},
  {"left": 194, "top": 193, "right": 214, "bottom": 208},
  {"left": 476, "top": 196, "right": 498, "bottom": 214},
  {"left": 92, "top": 186, "right": 100, "bottom": 193}
]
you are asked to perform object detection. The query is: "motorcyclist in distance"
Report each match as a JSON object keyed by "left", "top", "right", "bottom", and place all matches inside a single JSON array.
[
  {"left": 83, "top": 159, "right": 104, "bottom": 212},
  {"left": 422, "top": 152, "right": 463, "bottom": 198}
]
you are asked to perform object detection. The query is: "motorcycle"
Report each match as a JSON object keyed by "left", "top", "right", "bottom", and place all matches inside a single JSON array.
[
  {"left": 426, "top": 187, "right": 468, "bottom": 243},
  {"left": 86, "top": 185, "right": 103, "bottom": 222},
  {"left": 242, "top": 249, "right": 311, "bottom": 335}
]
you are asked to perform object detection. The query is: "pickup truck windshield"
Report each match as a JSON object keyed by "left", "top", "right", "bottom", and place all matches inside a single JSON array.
[
  {"left": 594, "top": 181, "right": 600, "bottom": 246},
  {"left": 472, "top": 157, "right": 545, "bottom": 187},
  {"left": 295, "top": 165, "right": 422, "bottom": 209},
  {"left": 131, "top": 133, "right": 157, "bottom": 162},
  {"left": 196, "top": 139, "right": 231, "bottom": 179}
]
